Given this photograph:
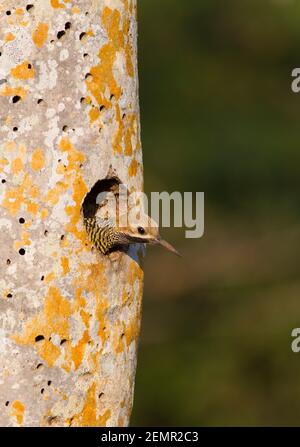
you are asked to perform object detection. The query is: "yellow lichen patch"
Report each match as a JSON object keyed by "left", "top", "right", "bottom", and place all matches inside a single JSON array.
[
  {"left": 31, "top": 148, "right": 45, "bottom": 171},
  {"left": 12, "top": 287, "right": 72, "bottom": 367},
  {"left": 2, "top": 170, "right": 41, "bottom": 217},
  {"left": 40, "top": 208, "right": 49, "bottom": 220},
  {"left": 11, "top": 157, "right": 23, "bottom": 174},
  {"left": 124, "top": 317, "right": 140, "bottom": 347},
  {"left": 89, "top": 107, "right": 100, "bottom": 123},
  {"left": 11, "top": 400, "right": 25, "bottom": 425},
  {"left": 15, "top": 8, "right": 24, "bottom": 15},
  {"left": 124, "top": 114, "right": 137, "bottom": 156},
  {"left": 128, "top": 159, "right": 138, "bottom": 177},
  {"left": 125, "top": 42, "right": 134, "bottom": 77},
  {"left": 85, "top": 7, "right": 123, "bottom": 116},
  {"left": 32, "top": 23, "right": 49, "bottom": 49},
  {"left": 5, "top": 32, "right": 15, "bottom": 42},
  {"left": 69, "top": 383, "right": 111, "bottom": 427},
  {"left": 71, "top": 330, "right": 89, "bottom": 370},
  {"left": 2, "top": 186, "right": 25, "bottom": 216},
  {"left": 26, "top": 201, "right": 39, "bottom": 215},
  {"left": 45, "top": 272, "right": 56, "bottom": 283},
  {"left": 61, "top": 257, "right": 70, "bottom": 275},
  {"left": 11, "top": 60, "right": 34, "bottom": 80},
  {"left": 2, "top": 289, "right": 12, "bottom": 300},
  {"left": 58, "top": 138, "right": 88, "bottom": 244},
  {"left": 44, "top": 181, "right": 67, "bottom": 206},
  {"left": 0, "top": 85, "right": 27, "bottom": 100},
  {"left": 73, "top": 263, "right": 108, "bottom": 349},
  {"left": 50, "top": 0, "right": 65, "bottom": 8},
  {"left": 72, "top": 6, "right": 80, "bottom": 14},
  {"left": 113, "top": 105, "right": 124, "bottom": 154},
  {"left": 0, "top": 158, "right": 8, "bottom": 173},
  {"left": 14, "top": 231, "right": 31, "bottom": 251},
  {"left": 12, "top": 283, "right": 94, "bottom": 372}
]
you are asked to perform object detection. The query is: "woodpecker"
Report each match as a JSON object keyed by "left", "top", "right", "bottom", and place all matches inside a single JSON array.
[{"left": 84, "top": 213, "right": 180, "bottom": 256}]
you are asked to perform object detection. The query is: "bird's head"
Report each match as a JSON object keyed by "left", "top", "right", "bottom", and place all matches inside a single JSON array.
[{"left": 116, "top": 213, "right": 180, "bottom": 256}]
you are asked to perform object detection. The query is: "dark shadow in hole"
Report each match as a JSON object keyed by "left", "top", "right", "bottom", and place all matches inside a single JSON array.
[
  {"left": 57, "top": 30, "right": 65, "bottom": 40},
  {"left": 35, "top": 335, "right": 45, "bottom": 342},
  {"left": 81, "top": 175, "right": 121, "bottom": 219}
]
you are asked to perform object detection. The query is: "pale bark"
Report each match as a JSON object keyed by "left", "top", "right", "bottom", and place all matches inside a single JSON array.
[{"left": 0, "top": 0, "right": 143, "bottom": 427}]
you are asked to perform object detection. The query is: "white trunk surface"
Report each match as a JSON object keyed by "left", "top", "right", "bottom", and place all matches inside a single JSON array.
[{"left": 0, "top": 0, "right": 143, "bottom": 427}]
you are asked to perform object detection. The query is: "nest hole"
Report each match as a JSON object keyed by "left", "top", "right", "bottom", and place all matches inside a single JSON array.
[
  {"left": 81, "top": 175, "right": 121, "bottom": 219},
  {"left": 57, "top": 30, "right": 65, "bottom": 40}
]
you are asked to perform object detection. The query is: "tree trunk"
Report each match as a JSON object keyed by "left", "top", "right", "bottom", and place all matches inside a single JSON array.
[{"left": 0, "top": 0, "right": 143, "bottom": 427}]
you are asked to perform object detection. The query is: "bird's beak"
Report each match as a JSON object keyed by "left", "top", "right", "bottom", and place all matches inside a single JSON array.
[{"left": 155, "top": 237, "right": 181, "bottom": 257}]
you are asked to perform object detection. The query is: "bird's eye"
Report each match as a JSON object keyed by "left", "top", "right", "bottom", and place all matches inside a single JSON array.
[{"left": 138, "top": 226, "right": 145, "bottom": 235}]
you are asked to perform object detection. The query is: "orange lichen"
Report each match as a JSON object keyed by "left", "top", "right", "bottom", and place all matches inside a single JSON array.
[
  {"left": 50, "top": 0, "right": 65, "bottom": 8},
  {"left": 11, "top": 158, "right": 23, "bottom": 174},
  {"left": 89, "top": 107, "right": 100, "bottom": 123},
  {"left": 14, "top": 230, "right": 31, "bottom": 251},
  {"left": 2, "top": 168, "right": 41, "bottom": 216},
  {"left": 85, "top": 7, "right": 123, "bottom": 113},
  {"left": 44, "top": 181, "right": 68, "bottom": 206},
  {"left": 11, "top": 401, "right": 25, "bottom": 425},
  {"left": 0, "top": 85, "right": 27, "bottom": 100},
  {"left": 12, "top": 287, "right": 72, "bottom": 367},
  {"left": 61, "top": 257, "right": 70, "bottom": 275},
  {"left": 58, "top": 138, "right": 88, "bottom": 245},
  {"left": 72, "top": 6, "right": 80, "bottom": 14},
  {"left": 5, "top": 32, "right": 15, "bottom": 42},
  {"left": 2, "top": 186, "right": 25, "bottom": 216},
  {"left": 12, "top": 280, "right": 96, "bottom": 372},
  {"left": 113, "top": 105, "right": 124, "bottom": 154},
  {"left": 11, "top": 61, "right": 34, "bottom": 80},
  {"left": 0, "top": 157, "right": 8, "bottom": 173},
  {"left": 26, "top": 201, "right": 39, "bottom": 215},
  {"left": 45, "top": 272, "right": 56, "bottom": 283},
  {"left": 69, "top": 383, "right": 111, "bottom": 427},
  {"left": 122, "top": 0, "right": 134, "bottom": 77},
  {"left": 31, "top": 148, "right": 45, "bottom": 171},
  {"left": 40, "top": 208, "right": 49, "bottom": 220},
  {"left": 128, "top": 159, "right": 138, "bottom": 177},
  {"left": 32, "top": 23, "right": 49, "bottom": 48},
  {"left": 124, "top": 114, "right": 137, "bottom": 156}
]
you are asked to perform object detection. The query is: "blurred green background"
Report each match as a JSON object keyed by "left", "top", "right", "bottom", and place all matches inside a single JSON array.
[{"left": 131, "top": 0, "right": 300, "bottom": 426}]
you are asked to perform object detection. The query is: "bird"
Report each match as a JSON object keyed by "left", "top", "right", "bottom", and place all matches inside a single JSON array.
[
  {"left": 83, "top": 212, "right": 180, "bottom": 256},
  {"left": 82, "top": 173, "right": 180, "bottom": 256}
]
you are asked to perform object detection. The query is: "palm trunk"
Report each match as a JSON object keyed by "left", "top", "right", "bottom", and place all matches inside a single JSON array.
[{"left": 0, "top": 0, "right": 143, "bottom": 427}]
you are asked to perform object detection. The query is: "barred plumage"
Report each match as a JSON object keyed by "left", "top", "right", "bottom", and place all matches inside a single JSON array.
[
  {"left": 84, "top": 217, "right": 121, "bottom": 254},
  {"left": 83, "top": 213, "right": 180, "bottom": 256}
]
